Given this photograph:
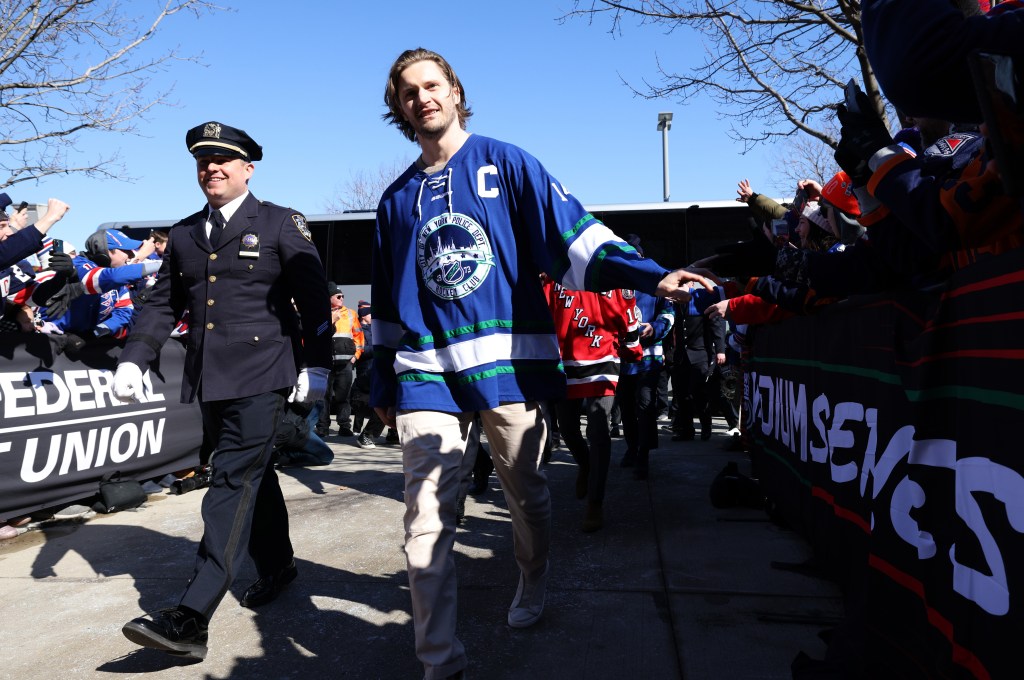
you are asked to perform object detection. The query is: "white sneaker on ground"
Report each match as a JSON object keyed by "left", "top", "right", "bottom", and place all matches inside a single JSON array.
[
  {"left": 507, "top": 564, "right": 548, "bottom": 628},
  {"left": 53, "top": 504, "right": 92, "bottom": 519},
  {"left": 726, "top": 427, "right": 741, "bottom": 437}
]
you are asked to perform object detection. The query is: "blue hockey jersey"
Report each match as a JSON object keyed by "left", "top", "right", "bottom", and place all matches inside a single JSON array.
[
  {"left": 371, "top": 134, "right": 671, "bottom": 413},
  {"left": 621, "top": 290, "right": 674, "bottom": 376}
]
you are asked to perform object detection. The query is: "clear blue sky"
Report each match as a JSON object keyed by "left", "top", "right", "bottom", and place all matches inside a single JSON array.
[{"left": 22, "top": 1, "right": 779, "bottom": 251}]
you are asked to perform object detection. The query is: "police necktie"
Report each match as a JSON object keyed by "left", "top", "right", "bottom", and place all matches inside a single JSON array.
[{"left": 209, "top": 209, "right": 225, "bottom": 248}]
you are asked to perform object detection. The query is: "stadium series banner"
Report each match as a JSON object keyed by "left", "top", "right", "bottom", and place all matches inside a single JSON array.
[
  {"left": 744, "top": 248, "right": 1024, "bottom": 680},
  {"left": 0, "top": 334, "right": 203, "bottom": 520}
]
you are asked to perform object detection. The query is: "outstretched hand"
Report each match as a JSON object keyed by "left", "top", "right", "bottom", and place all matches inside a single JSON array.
[
  {"left": 735, "top": 179, "right": 754, "bottom": 203},
  {"left": 656, "top": 267, "right": 720, "bottom": 303},
  {"left": 35, "top": 198, "right": 70, "bottom": 233},
  {"left": 705, "top": 299, "right": 730, "bottom": 321}
]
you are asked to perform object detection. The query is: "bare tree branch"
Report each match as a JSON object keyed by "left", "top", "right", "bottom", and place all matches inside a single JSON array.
[
  {"left": 324, "top": 158, "right": 414, "bottom": 213},
  {"left": 767, "top": 126, "right": 840, "bottom": 195},
  {"left": 0, "top": 0, "right": 221, "bottom": 189},
  {"left": 561, "top": 0, "right": 889, "bottom": 151}
]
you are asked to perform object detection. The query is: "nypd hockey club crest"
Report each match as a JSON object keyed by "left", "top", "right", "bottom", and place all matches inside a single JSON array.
[{"left": 417, "top": 212, "right": 495, "bottom": 300}]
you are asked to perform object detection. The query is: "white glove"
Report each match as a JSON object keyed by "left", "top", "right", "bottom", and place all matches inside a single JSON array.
[
  {"left": 113, "top": 362, "right": 145, "bottom": 403},
  {"left": 289, "top": 367, "right": 330, "bottom": 405}
]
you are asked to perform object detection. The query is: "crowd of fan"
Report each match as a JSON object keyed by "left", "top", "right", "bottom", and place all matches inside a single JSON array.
[{"left": 3, "top": 0, "right": 1021, "bottom": 546}]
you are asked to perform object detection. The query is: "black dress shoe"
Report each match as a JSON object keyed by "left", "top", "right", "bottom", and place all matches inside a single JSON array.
[
  {"left": 701, "top": 429, "right": 713, "bottom": 441},
  {"left": 122, "top": 606, "right": 208, "bottom": 660},
  {"left": 240, "top": 560, "right": 298, "bottom": 608}
]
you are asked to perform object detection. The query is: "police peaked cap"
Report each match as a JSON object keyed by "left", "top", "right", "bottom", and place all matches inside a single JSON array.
[{"left": 186, "top": 121, "right": 263, "bottom": 161}]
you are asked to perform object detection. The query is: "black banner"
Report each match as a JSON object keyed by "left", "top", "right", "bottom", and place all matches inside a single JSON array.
[
  {"left": 745, "top": 248, "right": 1024, "bottom": 679},
  {"left": 0, "top": 334, "right": 202, "bottom": 520}
]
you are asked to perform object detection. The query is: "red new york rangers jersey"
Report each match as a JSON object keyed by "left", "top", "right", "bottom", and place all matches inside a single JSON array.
[{"left": 545, "top": 280, "right": 641, "bottom": 399}]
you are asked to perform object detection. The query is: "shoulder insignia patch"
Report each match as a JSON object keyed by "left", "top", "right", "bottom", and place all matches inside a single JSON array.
[
  {"left": 928, "top": 133, "right": 975, "bottom": 157},
  {"left": 292, "top": 214, "right": 312, "bottom": 242}
]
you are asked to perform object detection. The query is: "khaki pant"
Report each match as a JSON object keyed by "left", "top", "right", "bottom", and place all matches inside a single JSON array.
[{"left": 398, "top": 402, "right": 551, "bottom": 679}]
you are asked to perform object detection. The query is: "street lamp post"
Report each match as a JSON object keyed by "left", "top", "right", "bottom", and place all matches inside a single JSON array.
[{"left": 657, "top": 112, "right": 673, "bottom": 202}]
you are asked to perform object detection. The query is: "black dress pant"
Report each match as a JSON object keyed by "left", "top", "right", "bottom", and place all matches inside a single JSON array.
[
  {"left": 556, "top": 395, "right": 614, "bottom": 503},
  {"left": 673, "top": 359, "right": 713, "bottom": 437},
  {"left": 330, "top": 361, "right": 355, "bottom": 431},
  {"left": 180, "top": 389, "right": 291, "bottom": 619},
  {"left": 618, "top": 368, "right": 661, "bottom": 469}
]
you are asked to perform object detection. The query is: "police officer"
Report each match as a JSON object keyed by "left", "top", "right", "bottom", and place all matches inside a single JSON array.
[
  {"left": 114, "top": 122, "right": 332, "bottom": 660},
  {"left": 671, "top": 296, "right": 728, "bottom": 441}
]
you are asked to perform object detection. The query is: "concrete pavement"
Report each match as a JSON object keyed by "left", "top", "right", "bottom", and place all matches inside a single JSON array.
[{"left": 0, "top": 419, "right": 842, "bottom": 679}]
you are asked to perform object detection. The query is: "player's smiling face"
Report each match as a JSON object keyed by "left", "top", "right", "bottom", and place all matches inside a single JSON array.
[{"left": 398, "top": 60, "right": 461, "bottom": 141}]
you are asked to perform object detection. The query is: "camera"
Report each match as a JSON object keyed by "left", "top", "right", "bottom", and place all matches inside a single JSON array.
[{"left": 170, "top": 465, "right": 213, "bottom": 495}]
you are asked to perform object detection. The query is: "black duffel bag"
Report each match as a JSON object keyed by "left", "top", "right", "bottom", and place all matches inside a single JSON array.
[{"left": 92, "top": 471, "right": 147, "bottom": 513}]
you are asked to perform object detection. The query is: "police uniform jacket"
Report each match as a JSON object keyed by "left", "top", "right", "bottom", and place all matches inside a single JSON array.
[{"left": 120, "top": 193, "right": 332, "bottom": 402}]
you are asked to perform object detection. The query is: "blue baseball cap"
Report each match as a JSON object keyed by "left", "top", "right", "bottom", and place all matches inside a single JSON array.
[{"left": 106, "top": 230, "right": 144, "bottom": 251}]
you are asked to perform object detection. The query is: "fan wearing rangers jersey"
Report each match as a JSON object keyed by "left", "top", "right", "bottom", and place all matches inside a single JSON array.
[
  {"left": 36, "top": 230, "right": 161, "bottom": 338},
  {"left": 373, "top": 48, "right": 714, "bottom": 680},
  {"left": 544, "top": 277, "right": 641, "bottom": 533}
]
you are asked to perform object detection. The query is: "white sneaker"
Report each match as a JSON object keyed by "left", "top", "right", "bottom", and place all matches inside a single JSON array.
[
  {"left": 53, "top": 504, "right": 91, "bottom": 519},
  {"left": 727, "top": 427, "right": 741, "bottom": 437},
  {"left": 507, "top": 564, "right": 548, "bottom": 628}
]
